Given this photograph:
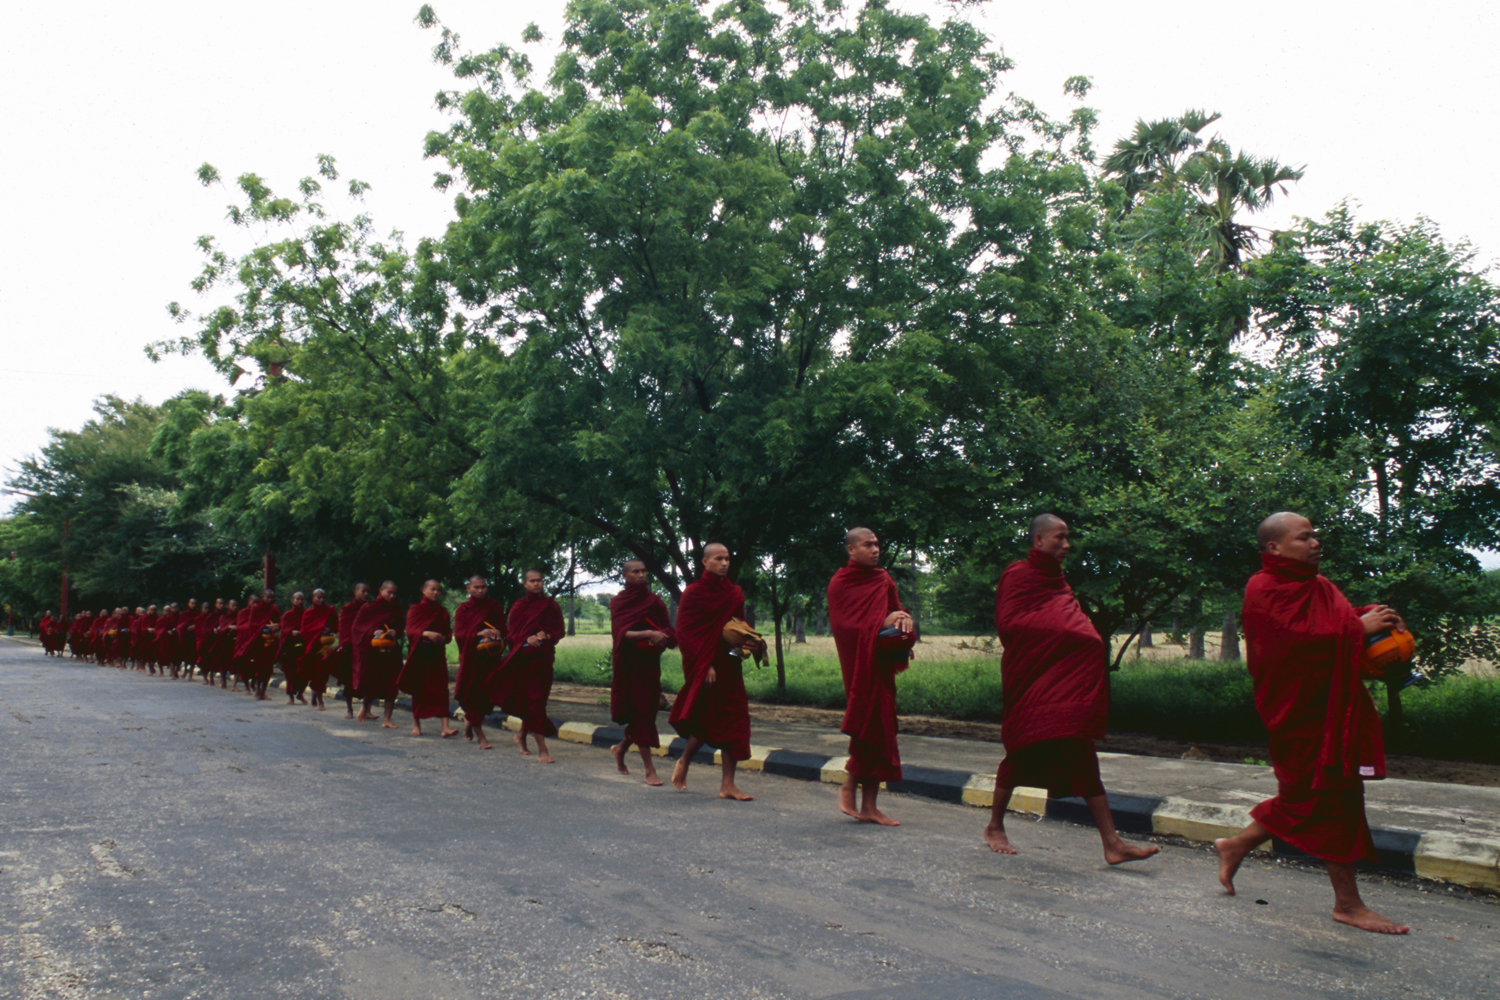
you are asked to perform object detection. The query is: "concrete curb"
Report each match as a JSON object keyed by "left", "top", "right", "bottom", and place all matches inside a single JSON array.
[{"left": 276, "top": 680, "right": 1500, "bottom": 894}]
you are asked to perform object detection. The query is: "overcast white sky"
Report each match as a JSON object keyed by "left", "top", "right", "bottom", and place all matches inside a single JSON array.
[{"left": 2, "top": 1, "right": 1496, "bottom": 565}]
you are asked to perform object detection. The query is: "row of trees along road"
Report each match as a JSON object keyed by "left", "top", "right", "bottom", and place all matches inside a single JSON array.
[{"left": 4, "top": 0, "right": 1497, "bottom": 726}]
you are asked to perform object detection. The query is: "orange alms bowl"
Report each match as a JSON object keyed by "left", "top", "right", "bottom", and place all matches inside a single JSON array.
[
  {"left": 370, "top": 629, "right": 399, "bottom": 651},
  {"left": 1362, "top": 629, "right": 1415, "bottom": 678}
]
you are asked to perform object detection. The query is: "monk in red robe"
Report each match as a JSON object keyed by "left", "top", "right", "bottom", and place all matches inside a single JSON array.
[
  {"left": 176, "top": 599, "right": 200, "bottom": 679},
  {"left": 609, "top": 559, "right": 677, "bottom": 785},
  {"left": 67, "top": 612, "right": 89, "bottom": 658},
  {"left": 199, "top": 599, "right": 225, "bottom": 684},
  {"left": 829, "top": 528, "right": 913, "bottom": 826},
  {"left": 38, "top": 612, "right": 59, "bottom": 655},
  {"left": 1214, "top": 512, "right": 1409, "bottom": 934},
  {"left": 397, "top": 579, "right": 460, "bottom": 738},
  {"left": 334, "top": 584, "right": 369, "bottom": 718},
  {"left": 296, "top": 589, "right": 338, "bottom": 710},
  {"left": 494, "top": 570, "right": 565, "bottom": 762},
  {"left": 250, "top": 589, "right": 283, "bottom": 699},
  {"left": 984, "top": 514, "right": 1159, "bottom": 865},
  {"left": 668, "top": 543, "right": 761, "bottom": 800},
  {"left": 154, "top": 605, "right": 180, "bottom": 677},
  {"left": 276, "top": 592, "right": 308, "bottom": 704},
  {"left": 92, "top": 610, "right": 113, "bottom": 664},
  {"left": 452, "top": 575, "right": 506, "bottom": 749},
  {"left": 125, "top": 607, "right": 147, "bottom": 669},
  {"left": 351, "top": 580, "right": 404, "bottom": 728}
]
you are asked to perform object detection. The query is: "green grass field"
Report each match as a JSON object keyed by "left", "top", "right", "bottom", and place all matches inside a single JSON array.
[{"left": 540, "top": 634, "right": 1499, "bottom": 763}]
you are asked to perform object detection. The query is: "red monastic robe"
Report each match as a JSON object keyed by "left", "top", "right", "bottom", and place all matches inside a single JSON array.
[
  {"left": 111, "top": 613, "right": 134, "bottom": 663},
  {"left": 351, "top": 596, "right": 404, "bottom": 700},
  {"left": 233, "top": 601, "right": 281, "bottom": 681},
  {"left": 493, "top": 593, "right": 565, "bottom": 736},
  {"left": 993, "top": 549, "right": 1108, "bottom": 798},
  {"left": 610, "top": 582, "right": 677, "bottom": 749},
  {"left": 452, "top": 596, "right": 507, "bottom": 725},
  {"left": 177, "top": 611, "right": 199, "bottom": 670},
  {"left": 1244, "top": 554, "right": 1384, "bottom": 864},
  {"left": 154, "top": 610, "right": 179, "bottom": 666},
  {"left": 296, "top": 603, "right": 338, "bottom": 694},
  {"left": 331, "top": 598, "right": 363, "bottom": 692},
  {"left": 198, "top": 611, "right": 223, "bottom": 672},
  {"left": 668, "top": 573, "right": 752, "bottom": 762},
  {"left": 68, "top": 616, "right": 88, "bottom": 657},
  {"left": 275, "top": 607, "right": 307, "bottom": 690},
  {"left": 829, "top": 561, "right": 906, "bottom": 782},
  {"left": 397, "top": 598, "right": 452, "bottom": 720}
]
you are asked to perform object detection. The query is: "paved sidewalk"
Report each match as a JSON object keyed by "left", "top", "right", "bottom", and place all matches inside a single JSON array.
[{"left": 443, "top": 690, "right": 1499, "bottom": 895}]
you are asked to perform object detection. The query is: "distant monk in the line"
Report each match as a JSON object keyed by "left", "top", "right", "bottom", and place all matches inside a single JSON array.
[
  {"left": 154, "top": 604, "right": 180, "bottom": 677},
  {"left": 334, "top": 583, "right": 369, "bottom": 719},
  {"left": 668, "top": 543, "right": 761, "bottom": 801},
  {"left": 352, "top": 580, "right": 403, "bottom": 728},
  {"left": 609, "top": 558, "right": 676, "bottom": 785},
  {"left": 67, "top": 611, "right": 90, "bottom": 659},
  {"left": 398, "top": 579, "right": 460, "bottom": 738},
  {"left": 38, "top": 611, "right": 61, "bottom": 656},
  {"left": 828, "top": 527, "right": 913, "bottom": 826},
  {"left": 984, "top": 514, "right": 1159, "bottom": 865},
  {"left": 1214, "top": 512, "right": 1409, "bottom": 934},
  {"left": 297, "top": 589, "right": 337, "bottom": 711},
  {"left": 276, "top": 591, "right": 308, "bottom": 704},
  {"left": 452, "top": 575, "right": 507, "bottom": 750},
  {"left": 176, "top": 599, "right": 199, "bottom": 679},
  {"left": 495, "top": 570, "right": 565, "bottom": 762},
  {"left": 202, "top": 598, "right": 228, "bottom": 686}
]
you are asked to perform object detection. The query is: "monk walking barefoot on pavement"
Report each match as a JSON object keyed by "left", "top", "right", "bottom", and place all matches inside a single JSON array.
[
  {"left": 1214, "top": 512, "right": 1409, "bottom": 934},
  {"left": 668, "top": 543, "right": 761, "bottom": 801},
  {"left": 452, "top": 575, "right": 507, "bottom": 750},
  {"left": 829, "top": 528, "right": 913, "bottom": 826},
  {"left": 609, "top": 559, "right": 676, "bottom": 786},
  {"left": 984, "top": 514, "right": 1159, "bottom": 865},
  {"left": 397, "top": 579, "right": 461, "bottom": 738},
  {"left": 493, "top": 570, "right": 565, "bottom": 762}
]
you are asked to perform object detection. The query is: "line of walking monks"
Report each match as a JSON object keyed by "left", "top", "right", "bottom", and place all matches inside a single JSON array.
[{"left": 31, "top": 511, "right": 1409, "bottom": 935}]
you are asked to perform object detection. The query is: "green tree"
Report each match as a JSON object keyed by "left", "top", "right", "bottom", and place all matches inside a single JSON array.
[{"left": 1252, "top": 204, "right": 1500, "bottom": 728}]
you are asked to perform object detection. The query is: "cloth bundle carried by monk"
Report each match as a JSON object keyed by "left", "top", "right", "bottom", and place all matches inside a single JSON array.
[{"left": 721, "top": 617, "right": 768, "bottom": 667}]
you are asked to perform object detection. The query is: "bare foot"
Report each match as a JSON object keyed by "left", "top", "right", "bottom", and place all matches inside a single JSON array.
[
  {"left": 643, "top": 769, "right": 664, "bottom": 787},
  {"left": 858, "top": 807, "right": 900, "bottom": 827},
  {"left": 381, "top": 719, "right": 398, "bottom": 730},
  {"left": 316, "top": 705, "right": 326, "bottom": 712},
  {"left": 409, "top": 725, "right": 422, "bottom": 737},
  {"left": 610, "top": 744, "right": 630, "bottom": 775},
  {"left": 440, "top": 726, "right": 461, "bottom": 738},
  {"left": 671, "top": 758, "right": 689, "bottom": 791},
  {"left": 355, "top": 708, "right": 373, "bottom": 723},
  {"left": 514, "top": 732, "right": 532, "bottom": 756},
  {"left": 297, "top": 695, "right": 308, "bottom": 705},
  {"left": 719, "top": 783, "right": 753, "bottom": 801},
  {"left": 838, "top": 783, "right": 859, "bottom": 819},
  {"left": 1333, "top": 905, "right": 1410, "bottom": 934},
  {"left": 464, "top": 723, "right": 473, "bottom": 742},
  {"left": 476, "top": 737, "right": 493, "bottom": 750},
  {"left": 984, "top": 822, "right": 1018, "bottom": 854},
  {"left": 1104, "top": 839, "right": 1160, "bottom": 865},
  {"left": 1214, "top": 837, "right": 1248, "bottom": 895},
  {"left": 538, "top": 753, "right": 556, "bottom": 764}
]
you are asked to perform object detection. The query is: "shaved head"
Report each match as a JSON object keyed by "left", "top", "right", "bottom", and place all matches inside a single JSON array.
[
  {"left": 844, "top": 527, "right": 876, "bottom": 548},
  {"left": 1030, "top": 513, "right": 1066, "bottom": 544},
  {"left": 703, "top": 543, "right": 729, "bottom": 558},
  {"left": 1257, "top": 511, "right": 1306, "bottom": 550}
]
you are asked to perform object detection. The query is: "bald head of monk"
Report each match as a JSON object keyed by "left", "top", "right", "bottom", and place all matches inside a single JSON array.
[
  {"left": 1030, "top": 513, "right": 1071, "bottom": 561},
  {"left": 623, "top": 559, "right": 648, "bottom": 585},
  {"left": 1257, "top": 511, "right": 1321, "bottom": 565},
  {"left": 466, "top": 575, "right": 489, "bottom": 599},
  {"left": 352, "top": 582, "right": 370, "bottom": 602},
  {"left": 422, "top": 579, "right": 442, "bottom": 602},
  {"left": 290, "top": 591, "right": 306, "bottom": 609},
  {"left": 310, "top": 589, "right": 327, "bottom": 607},
  {"left": 523, "top": 569, "right": 546, "bottom": 596},
  {"left": 378, "top": 580, "right": 397, "bottom": 600},
  {"left": 845, "top": 527, "right": 881, "bottom": 568},
  {"left": 701, "top": 543, "right": 731, "bottom": 577}
]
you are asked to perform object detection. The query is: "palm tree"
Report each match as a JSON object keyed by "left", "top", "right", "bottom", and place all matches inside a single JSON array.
[{"left": 1102, "top": 111, "right": 1304, "bottom": 273}]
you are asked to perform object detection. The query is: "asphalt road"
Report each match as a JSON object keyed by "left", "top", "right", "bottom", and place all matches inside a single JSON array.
[{"left": 1, "top": 643, "right": 1496, "bottom": 1000}]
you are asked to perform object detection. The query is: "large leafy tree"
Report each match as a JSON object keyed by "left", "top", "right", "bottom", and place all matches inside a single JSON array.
[{"left": 1251, "top": 205, "right": 1500, "bottom": 722}]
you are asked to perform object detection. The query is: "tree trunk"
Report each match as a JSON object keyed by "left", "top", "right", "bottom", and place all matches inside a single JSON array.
[
  {"left": 668, "top": 593, "right": 679, "bottom": 629},
  {"left": 815, "top": 607, "right": 827, "bottom": 637},
  {"left": 1218, "top": 610, "right": 1240, "bottom": 661},
  {"left": 1138, "top": 621, "right": 1153, "bottom": 648},
  {"left": 1187, "top": 594, "right": 1205, "bottom": 660},
  {"left": 744, "top": 603, "right": 755, "bottom": 629},
  {"left": 908, "top": 546, "right": 922, "bottom": 642},
  {"left": 1385, "top": 677, "right": 1405, "bottom": 744},
  {"left": 567, "top": 595, "right": 576, "bottom": 637},
  {"left": 773, "top": 610, "right": 786, "bottom": 696},
  {"left": 793, "top": 610, "right": 806, "bottom": 643}
]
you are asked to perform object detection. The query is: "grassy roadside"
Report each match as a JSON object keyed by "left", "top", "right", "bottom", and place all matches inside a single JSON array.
[{"left": 542, "top": 634, "right": 1500, "bottom": 764}]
